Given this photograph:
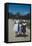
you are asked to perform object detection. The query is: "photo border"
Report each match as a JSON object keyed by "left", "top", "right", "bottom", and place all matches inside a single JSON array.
[{"left": 4, "top": 3, "right": 31, "bottom": 43}]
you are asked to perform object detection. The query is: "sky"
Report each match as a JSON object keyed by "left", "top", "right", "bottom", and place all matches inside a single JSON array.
[
  {"left": 31, "top": 5, "right": 32, "bottom": 15},
  {"left": 8, "top": 4, "right": 30, "bottom": 15}
]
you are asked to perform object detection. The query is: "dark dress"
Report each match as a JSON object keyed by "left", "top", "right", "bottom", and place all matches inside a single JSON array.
[{"left": 22, "top": 25, "right": 26, "bottom": 33}]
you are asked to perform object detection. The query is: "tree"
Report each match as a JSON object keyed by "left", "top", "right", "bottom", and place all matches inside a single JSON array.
[{"left": 16, "top": 12, "right": 20, "bottom": 16}]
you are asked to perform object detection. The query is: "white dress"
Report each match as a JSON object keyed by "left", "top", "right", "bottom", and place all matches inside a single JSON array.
[
  {"left": 13, "top": 20, "right": 19, "bottom": 32},
  {"left": 13, "top": 24, "right": 18, "bottom": 32}
]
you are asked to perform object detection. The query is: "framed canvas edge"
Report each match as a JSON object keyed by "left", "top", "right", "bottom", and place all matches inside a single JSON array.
[{"left": 4, "top": 3, "right": 31, "bottom": 43}]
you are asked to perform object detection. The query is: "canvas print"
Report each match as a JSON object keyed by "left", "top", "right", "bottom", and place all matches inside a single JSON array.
[{"left": 5, "top": 3, "right": 31, "bottom": 42}]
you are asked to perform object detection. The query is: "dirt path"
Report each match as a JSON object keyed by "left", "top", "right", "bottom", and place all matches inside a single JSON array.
[{"left": 8, "top": 19, "right": 30, "bottom": 42}]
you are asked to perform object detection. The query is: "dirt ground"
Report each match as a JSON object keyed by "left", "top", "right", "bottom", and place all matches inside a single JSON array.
[{"left": 8, "top": 19, "right": 30, "bottom": 42}]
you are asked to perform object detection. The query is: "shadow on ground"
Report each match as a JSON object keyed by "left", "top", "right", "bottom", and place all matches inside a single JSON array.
[{"left": 16, "top": 34, "right": 28, "bottom": 37}]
